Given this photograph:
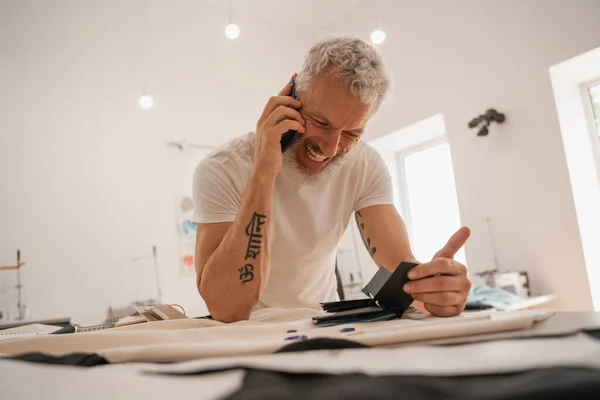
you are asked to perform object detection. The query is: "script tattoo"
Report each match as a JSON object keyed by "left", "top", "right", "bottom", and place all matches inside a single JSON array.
[
  {"left": 238, "top": 264, "right": 254, "bottom": 284},
  {"left": 355, "top": 211, "right": 377, "bottom": 257},
  {"left": 244, "top": 212, "right": 267, "bottom": 260},
  {"left": 239, "top": 212, "right": 267, "bottom": 284}
]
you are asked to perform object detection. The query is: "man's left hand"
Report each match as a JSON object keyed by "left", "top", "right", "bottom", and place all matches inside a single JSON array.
[{"left": 403, "top": 227, "right": 472, "bottom": 317}]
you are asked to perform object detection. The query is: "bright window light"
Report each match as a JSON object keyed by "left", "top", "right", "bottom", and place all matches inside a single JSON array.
[
  {"left": 403, "top": 143, "right": 466, "bottom": 265},
  {"left": 588, "top": 83, "right": 600, "bottom": 136}
]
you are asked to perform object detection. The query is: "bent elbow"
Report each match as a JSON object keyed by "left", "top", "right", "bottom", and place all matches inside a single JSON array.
[
  {"left": 199, "top": 285, "right": 254, "bottom": 323},
  {"left": 211, "top": 309, "right": 251, "bottom": 323},
  {"left": 207, "top": 301, "right": 252, "bottom": 323}
]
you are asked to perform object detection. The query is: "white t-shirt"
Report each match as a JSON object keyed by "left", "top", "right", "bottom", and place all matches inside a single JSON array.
[{"left": 193, "top": 132, "right": 394, "bottom": 310}]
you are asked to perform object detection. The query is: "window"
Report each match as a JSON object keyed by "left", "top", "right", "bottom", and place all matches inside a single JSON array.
[
  {"left": 584, "top": 80, "right": 600, "bottom": 190},
  {"left": 587, "top": 82, "right": 600, "bottom": 137},
  {"left": 551, "top": 46, "right": 600, "bottom": 311},
  {"left": 369, "top": 114, "right": 465, "bottom": 265},
  {"left": 396, "top": 141, "right": 466, "bottom": 265},
  {"left": 339, "top": 114, "right": 466, "bottom": 296}
]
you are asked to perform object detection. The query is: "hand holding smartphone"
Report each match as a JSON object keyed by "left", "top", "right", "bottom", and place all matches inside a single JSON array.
[
  {"left": 253, "top": 75, "right": 304, "bottom": 179},
  {"left": 280, "top": 79, "right": 299, "bottom": 153}
]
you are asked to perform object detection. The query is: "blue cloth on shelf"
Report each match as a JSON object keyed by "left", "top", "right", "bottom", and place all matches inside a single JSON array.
[{"left": 466, "top": 284, "right": 526, "bottom": 311}]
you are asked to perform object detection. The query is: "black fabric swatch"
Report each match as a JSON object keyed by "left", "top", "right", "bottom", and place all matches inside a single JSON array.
[
  {"left": 275, "top": 338, "right": 369, "bottom": 353},
  {"left": 11, "top": 352, "right": 109, "bottom": 367},
  {"left": 226, "top": 367, "right": 600, "bottom": 400},
  {"left": 584, "top": 328, "right": 600, "bottom": 340}
]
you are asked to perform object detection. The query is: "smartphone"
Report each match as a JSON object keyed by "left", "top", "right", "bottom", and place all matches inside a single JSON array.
[{"left": 280, "top": 79, "right": 298, "bottom": 153}]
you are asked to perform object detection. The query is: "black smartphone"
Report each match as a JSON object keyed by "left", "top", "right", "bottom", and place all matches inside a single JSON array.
[{"left": 280, "top": 79, "right": 298, "bottom": 153}]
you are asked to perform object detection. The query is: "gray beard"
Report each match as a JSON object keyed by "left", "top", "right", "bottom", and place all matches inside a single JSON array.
[{"left": 281, "top": 137, "right": 349, "bottom": 185}]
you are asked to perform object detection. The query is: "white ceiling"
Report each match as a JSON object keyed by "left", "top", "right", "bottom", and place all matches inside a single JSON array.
[{"left": 204, "top": 0, "right": 366, "bottom": 31}]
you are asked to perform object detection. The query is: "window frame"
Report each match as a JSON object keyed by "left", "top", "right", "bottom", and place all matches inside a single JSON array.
[{"left": 581, "top": 78, "right": 600, "bottom": 187}]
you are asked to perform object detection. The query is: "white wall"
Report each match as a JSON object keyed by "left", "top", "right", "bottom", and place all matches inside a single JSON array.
[
  {"left": 328, "top": 0, "right": 600, "bottom": 309},
  {"left": 0, "top": 0, "right": 308, "bottom": 324},
  {"left": 2, "top": 0, "right": 600, "bottom": 324}
]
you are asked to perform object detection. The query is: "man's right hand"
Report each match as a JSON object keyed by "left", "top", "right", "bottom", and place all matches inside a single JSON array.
[{"left": 253, "top": 74, "right": 306, "bottom": 178}]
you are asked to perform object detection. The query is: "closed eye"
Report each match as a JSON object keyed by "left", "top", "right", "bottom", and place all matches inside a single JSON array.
[
  {"left": 343, "top": 131, "right": 360, "bottom": 140},
  {"left": 312, "top": 119, "right": 329, "bottom": 128}
]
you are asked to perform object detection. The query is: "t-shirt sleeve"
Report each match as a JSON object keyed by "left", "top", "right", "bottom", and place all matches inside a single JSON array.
[
  {"left": 354, "top": 148, "right": 395, "bottom": 212},
  {"left": 192, "top": 156, "right": 241, "bottom": 223}
]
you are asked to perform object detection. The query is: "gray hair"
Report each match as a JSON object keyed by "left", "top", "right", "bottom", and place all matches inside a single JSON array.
[{"left": 296, "top": 35, "right": 391, "bottom": 115}]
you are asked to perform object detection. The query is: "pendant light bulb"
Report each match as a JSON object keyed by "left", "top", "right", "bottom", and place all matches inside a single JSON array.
[{"left": 225, "top": 23, "right": 240, "bottom": 39}]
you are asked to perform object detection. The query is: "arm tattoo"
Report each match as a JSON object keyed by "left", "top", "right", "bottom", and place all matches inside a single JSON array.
[
  {"left": 238, "top": 264, "right": 254, "bottom": 284},
  {"left": 355, "top": 211, "right": 377, "bottom": 257},
  {"left": 239, "top": 212, "right": 267, "bottom": 284}
]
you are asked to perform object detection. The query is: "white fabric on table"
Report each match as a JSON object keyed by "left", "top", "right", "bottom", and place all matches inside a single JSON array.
[
  {"left": 0, "top": 308, "right": 550, "bottom": 364},
  {"left": 0, "top": 361, "right": 243, "bottom": 400},
  {"left": 144, "top": 332, "right": 600, "bottom": 377},
  {"left": 2, "top": 332, "right": 599, "bottom": 400}
]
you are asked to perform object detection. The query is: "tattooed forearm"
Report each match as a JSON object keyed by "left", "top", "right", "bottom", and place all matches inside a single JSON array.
[
  {"left": 239, "top": 212, "right": 267, "bottom": 284},
  {"left": 244, "top": 212, "right": 267, "bottom": 260},
  {"left": 355, "top": 211, "right": 377, "bottom": 256},
  {"left": 238, "top": 264, "right": 254, "bottom": 283}
]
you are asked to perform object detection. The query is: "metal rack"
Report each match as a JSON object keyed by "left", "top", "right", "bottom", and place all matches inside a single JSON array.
[
  {"left": 0, "top": 250, "right": 26, "bottom": 321},
  {"left": 130, "top": 245, "right": 162, "bottom": 306},
  {"left": 104, "top": 245, "right": 163, "bottom": 324}
]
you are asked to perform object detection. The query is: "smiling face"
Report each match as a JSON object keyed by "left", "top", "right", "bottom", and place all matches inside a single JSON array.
[{"left": 283, "top": 73, "right": 371, "bottom": 180}]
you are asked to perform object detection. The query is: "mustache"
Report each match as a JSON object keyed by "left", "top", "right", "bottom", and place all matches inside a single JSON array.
[{"left": 297, "top": 137, "right": 346, "bottom": 157}]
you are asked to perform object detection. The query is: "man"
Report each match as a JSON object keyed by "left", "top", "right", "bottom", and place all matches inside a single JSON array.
[{"left": 193, "top": 36, "right": 471, "bottom": 323}]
